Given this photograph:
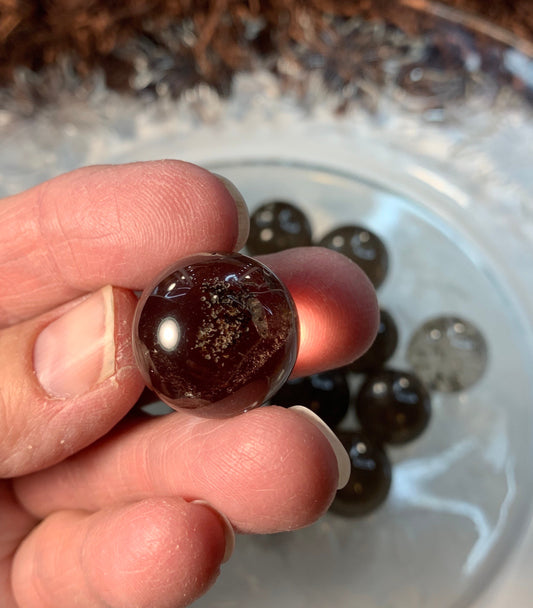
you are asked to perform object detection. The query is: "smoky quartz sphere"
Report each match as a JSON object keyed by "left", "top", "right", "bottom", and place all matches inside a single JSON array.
[
  {"left": 332, "top": 430, "right": 392, "bottom": 517},
  {"left": 319, "top": 225, "right": 389, "bottom": 289},
  {"left": 407, "top": 315, "right": 488, "bottom": 392},
  {"left": 247, "top": 200, "right": 313, "bottom": 256},
  {"left": 133, "top": 252, "right": 299, "bottom": 417},
  {"left": 355, "top": 369, "right": 431, "bottom": 445},
  {"left": 349, "top": 309, "right": 398, "bottom": 373}
]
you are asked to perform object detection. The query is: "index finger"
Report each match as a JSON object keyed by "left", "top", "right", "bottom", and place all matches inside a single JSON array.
[{"left": 0, "top": 160, "right": 247, "bottom": 326}]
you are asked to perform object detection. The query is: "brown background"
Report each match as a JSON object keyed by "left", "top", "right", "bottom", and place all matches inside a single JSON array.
[{"left": 0, "top": 1, "right": 531, "bottom": 91}]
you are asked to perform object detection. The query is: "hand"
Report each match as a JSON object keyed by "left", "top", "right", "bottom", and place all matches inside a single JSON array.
[{"left": 0, "top": 161, "right": 378, "bottom": 608}]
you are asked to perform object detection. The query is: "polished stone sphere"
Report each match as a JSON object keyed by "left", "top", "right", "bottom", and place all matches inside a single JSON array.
[
  {"left": 407, "top": 315, "right": 488, "bottom": 392},
  {"left": 272, "top": 368, "right": 350, "bottom": 428},
  {"left": 355, "top": 369, "right": 431, "bottom": 444},
  {"left": 318, "top": 225, "right": 389, "bottom": 289},
  {"left": 247, "top": 200, "right": 313, "bottom": 255},
  {"left": 349, "top": 309, "right": 398, "bottom": 373},
  {"left": 133, "top": 252, "right": 299, "bottom": 417},
  {"left": 331, "top": 430, "right": 392, "bottom": 517}
]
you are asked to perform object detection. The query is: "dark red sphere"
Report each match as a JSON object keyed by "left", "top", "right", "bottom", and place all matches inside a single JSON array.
[{"left": 133, "top": 252, "right": 299, "bottom": 417}]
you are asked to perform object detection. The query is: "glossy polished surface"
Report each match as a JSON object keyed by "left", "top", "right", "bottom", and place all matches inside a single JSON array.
[
  {"left": 247, "top": 200, "right": 313, "bottom": 255},
  {"left": 331, "top": 430, "right": 392, "bottom": 517},
  {"left": 407, "top": 315, "right": 488, "bottom": 392},
  {"left": 318, "top": 225, "right": 389, "bottom": 289},
  {"left": 350, "top": 309, "right": 398, "bottom": 373},
  {"left": 133, "top": 252, "right": 299, "bottom": 417},
  {"left": 355, "top": 369, "right": 431, "bottom": 444},
  {"left": 272, "top": 368, "right": 350, "bottom": 428}
]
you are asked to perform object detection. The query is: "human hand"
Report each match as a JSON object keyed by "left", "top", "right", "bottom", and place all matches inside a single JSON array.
[{"left": 0, "top": 161, "right": 378, "bottom": 607}]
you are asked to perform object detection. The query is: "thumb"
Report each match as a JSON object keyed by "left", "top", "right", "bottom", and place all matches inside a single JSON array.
[{"left": 0, "top": 286, "right": 144, "bottom": 477}]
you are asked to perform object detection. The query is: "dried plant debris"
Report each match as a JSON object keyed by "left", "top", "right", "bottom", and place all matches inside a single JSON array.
[{"left": 0, "top": 0, "right": 531, "bottom": 115}]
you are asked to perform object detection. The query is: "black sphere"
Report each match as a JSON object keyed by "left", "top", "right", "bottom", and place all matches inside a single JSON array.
[
  {"left": 271, "top": 368, "right": 350, "bottom": 428},
  {"left": 318, "top": 225, "right": 389, "bottom": 289},
  {"left": 355, "top": 369, "right": 431, "bottom": 445},
  {"left": 247, "top": 200, "right": 313, "bottom": 255},
  {"left": 350, "top": 309, "right": 399, "bottom": 373},
  {"left": 331, "top": 430, "right": 392, "bottom": 517}
]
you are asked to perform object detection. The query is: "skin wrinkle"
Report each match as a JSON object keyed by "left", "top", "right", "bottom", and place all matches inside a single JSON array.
[
  {"left": 127, "top": 163, "right": 193, "bottom": 260},
  {"left": 227, "top": 414, "right": 329, "bottom": 512},
  {"left": 0, "top": 327, "right": 43, "bottom": 472},
  {"left": 114, "top": 508, "right": 167, "bottom": 572},
  {"left": 129, "top": 436, "right": 154, "bottom": 502},
  {"left": 78, "top": 511, "right": 110, "bottom": 607},
  {"left": 199, "top": 419, "right": 312, "bottom": 522},
  {"left": 0, "top": 481, "right": 37, "bottom": 559},
  {"left": 36, "top": 179, "right": 76, "bottom": 295},
  {"left": 0, "top": 303, "right": 10, "bottom": 328},
  {"left": 0, "top": 556, "right": 17, "bottom": 608},
  {"left": 139, "top": 411, "right": 320, "bottom": 525},
  {"left": 206, "top": 447, "right": 270, "bottom": 503},
  {"left": 184, "top": 171, "right": 239, "bottom": 255},
  {"left": 41, "top": 523, "right": 90, "bottom": 608},
  {"left": 0, "top": 390, "right": 11, "bottom": 460},
  {"left": 55, "top": 175, "right": 124, "bottom": 284},
  {"left": 106, "top": 165, "right": 217, "bottom": 282},
  {"left": 158, "top": 420, "right": 237, "bottom": 502},
  {"left": 0, "top": 195, "right": 39, "bottom": 265},
  {"left": 79, "top": 500, "right": 222, "bottom": 605},
  {"left": 1, "top": 189, "right": 67, "bottom": 327},
  {"left": 39, "top": 167, "right": 132, "bottom": 290},
  {"left": 147, "top": 421, "right": 189, "bottom": 496}
]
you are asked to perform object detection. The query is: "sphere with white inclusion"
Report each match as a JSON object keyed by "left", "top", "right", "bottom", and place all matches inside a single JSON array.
[
  {"left": 407, "top": 315, "right": 488, "bottom": 392},
  {"left": 133, "top": 252, "right": 299, "bottom": 417}
]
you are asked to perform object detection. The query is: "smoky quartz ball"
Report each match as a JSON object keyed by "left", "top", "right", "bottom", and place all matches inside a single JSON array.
[
  {"left": 331, "top": 430, "right": 392, "bottom": 517},
  {"left": 247, "top": 200, "right": 313, "bottom": 255},
  {"left": 355, "top": 369, "right": 431, "bottom": 445},
  {"left": 133, "top": 252, "right": 299, "bottom": 417},
  {"left": 318, "top": 225, "right": 389, "bottom": 289},
  {"left": 272, "top": 368, "right": 350, "bottom": 428},
  {"left": 349, "top": 309, "right": 399, "bottom": 373},
  {"left": 407, "top": 315, "right": 488, "bottom": 392}
]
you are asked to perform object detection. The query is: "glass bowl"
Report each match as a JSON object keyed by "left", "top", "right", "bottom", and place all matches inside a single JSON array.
[{"left": 1, "top": 2, "right": 532, "bottom": 607}]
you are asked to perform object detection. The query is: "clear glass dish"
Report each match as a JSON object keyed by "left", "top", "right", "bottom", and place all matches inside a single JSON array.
[
  {"left": 188, "top": 159, "right": 533, "bottom": 608},
  {"left": 1, "top": 2, "right": 532, "bottom": 607}
]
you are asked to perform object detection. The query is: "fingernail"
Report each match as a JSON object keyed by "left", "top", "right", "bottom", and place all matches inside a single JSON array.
[
  {"left": 190, "top": 500, "right": 235, "bottom": 563},
  {"left": 289, "top": 406, "right": 351, "bottom": 489},
  {"left": 213, "top": 174, "right": 249, "bottom": 251},
  {"left": 34, "top": 286, "right": 116, "bottom": 398}
]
